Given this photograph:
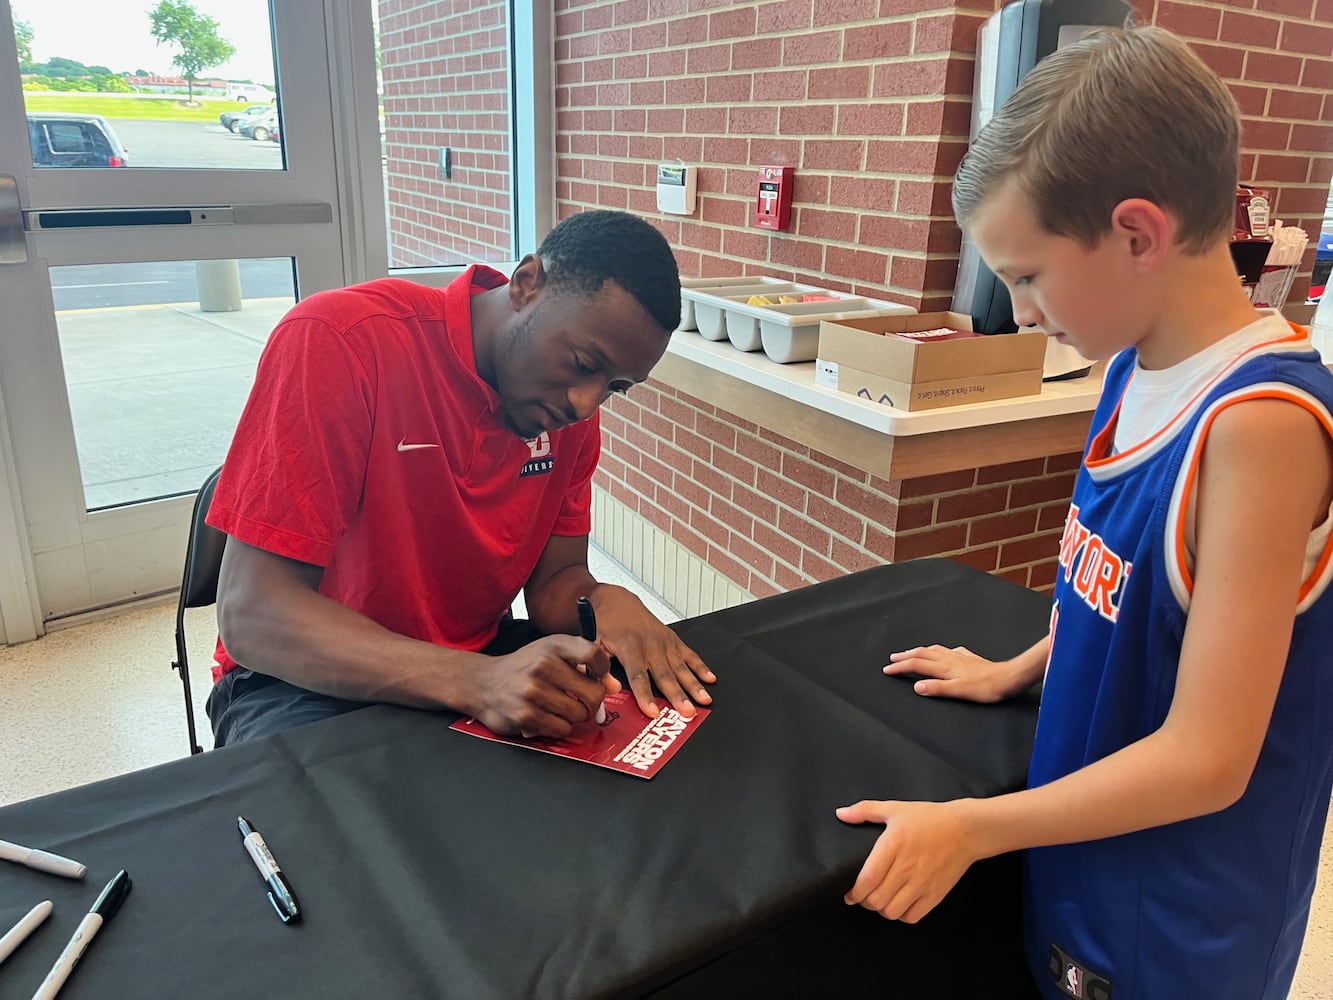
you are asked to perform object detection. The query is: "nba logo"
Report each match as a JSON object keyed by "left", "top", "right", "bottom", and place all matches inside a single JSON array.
[
  {"left": 1065, "top": 964, "right": 1083, "bottom": 997},
  {"left": 526, "top": 432, "right": 551, "bottom": 459}
]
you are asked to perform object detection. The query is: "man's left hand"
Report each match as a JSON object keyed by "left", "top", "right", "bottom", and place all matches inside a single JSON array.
[{"left": 591, "top": 585, "right": 715, "bottom": 719}]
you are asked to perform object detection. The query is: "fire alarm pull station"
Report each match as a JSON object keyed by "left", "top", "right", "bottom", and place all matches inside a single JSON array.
[{"left": 753, "top": 165, "right": 793, "bottom": 231}]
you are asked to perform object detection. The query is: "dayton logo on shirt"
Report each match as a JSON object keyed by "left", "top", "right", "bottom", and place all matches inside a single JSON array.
[
  {"left": 1056, "top": 504, "right": 1131, "bottom": 623},
  {"left": 520, "top": 432, "right": 554, "bottom": 478}
]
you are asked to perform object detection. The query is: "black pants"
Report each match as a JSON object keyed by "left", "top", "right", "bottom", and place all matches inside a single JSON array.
[{"left": 206, "top": 615, "right": 545, "bottom": 748}]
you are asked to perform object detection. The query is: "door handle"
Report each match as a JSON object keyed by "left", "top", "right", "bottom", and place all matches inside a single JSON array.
[{"left": 0, "top": 175, "right": 26, "bottom": 265}]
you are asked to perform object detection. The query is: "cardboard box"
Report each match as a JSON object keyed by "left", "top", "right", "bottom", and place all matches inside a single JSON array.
[{"left": 815, "top": 312, "right": 1046, "bottom": 411}]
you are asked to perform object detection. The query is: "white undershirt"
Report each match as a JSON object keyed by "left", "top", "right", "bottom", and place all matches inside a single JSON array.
[{"left": 1113, "top": 312, "right": 1331, "bottom": 577}]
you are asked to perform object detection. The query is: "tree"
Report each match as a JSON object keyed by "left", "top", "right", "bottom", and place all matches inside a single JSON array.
[
  {"left": 148, "top": 0, "right": 235, "bottom": 104},
  {"left": 13, "top": 15, "right": 33, "bottom": 68}
]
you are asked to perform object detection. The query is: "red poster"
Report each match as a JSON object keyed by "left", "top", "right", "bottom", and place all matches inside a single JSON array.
[{"left": 450, "top": 691, "right": 709, "bottom": 779}]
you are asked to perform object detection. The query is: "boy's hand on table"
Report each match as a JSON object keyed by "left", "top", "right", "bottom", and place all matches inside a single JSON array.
[
  {"left": 884, "top": 644, "right": 1028, "bottom": 703},
  {"left": 591, "top": 586, "right": 715, "bottom": 720},
  {"left": 836, "top": 798, "right": 981, "bottom": 923}
]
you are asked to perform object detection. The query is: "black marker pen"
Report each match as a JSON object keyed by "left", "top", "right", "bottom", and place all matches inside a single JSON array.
[
  {"left": 238, "top": 816, "right": 301, "bottom": 924},
  {"left": 578, "top": 596, "right": 607, "bottom": 724}
]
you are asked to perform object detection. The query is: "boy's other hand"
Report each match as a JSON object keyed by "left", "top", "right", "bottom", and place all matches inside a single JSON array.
[
  {"left": 883, "top": 644, "right": 1025, "bottom": 702},
  {"left": 836, "top": 798, "right": 980, "bottom": 923}
]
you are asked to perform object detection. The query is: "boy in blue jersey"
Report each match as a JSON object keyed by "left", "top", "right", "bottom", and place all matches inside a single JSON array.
[{"left": 837, "top": 27, "right": 1333, "bottom": 1000}]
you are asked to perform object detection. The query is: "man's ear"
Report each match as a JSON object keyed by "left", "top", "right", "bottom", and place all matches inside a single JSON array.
[
  {"left": 1110, "top": 199, "right": 1174, "bottom": 272},
  {"left": 508, "top": 253, "right": 547, "bottom": 311}
]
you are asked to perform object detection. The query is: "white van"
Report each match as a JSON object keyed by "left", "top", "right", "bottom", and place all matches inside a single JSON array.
[{"left": 225, "top": 82, "right": 276, "bottom": 103}]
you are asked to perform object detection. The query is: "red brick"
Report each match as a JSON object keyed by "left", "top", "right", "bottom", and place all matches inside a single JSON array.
[
  {"left": 774, "top": 561, "right": 809, "bottom": 592},
  {"left": 750, "top": 576, "right": 782, "bottom": 600},
  {"left": 753, "top": 70, "right": 808, "bottom": 102},
  {"left": 779, "top": 507, "right": 833, "bottom": 556},
  {"left": 693, "top": 461, "right": 733, "bottom": 502},
  {"left": 976, "top": 458, "right": 1046, "bottom": 484},
  {"left": 801, "top": 548, "right": 843, "bottom": 583},
  {"left": 713, "top": 448, "right": 757, "bottom": 487},
  {"left": 1242, "top": 118, "right": 1293, "bottom": 151},
  {"left": 1192, "top": 43, "right": 1245, "bottom": 81},
  {"left": 895, "top": 179, "right": 954, "bottom": 215},
  {"left": 686, "top": 43, "right": 732, "bottom": 75},
  {"left": 770, "top": 236, "right": 826, "bottom": 271},
  {"left": 829, "top": 538, "right": 883, "bottom": 574},
  {"left": 731, "top": 38, "right": 782, "bottom": 71},
  {"left": 689, "top": 507, "right": 730, "bottom": 549},
  {"left": 1219, "top": 11, "right": 1281, "bottom": 46},
  {"left": 1029, "top": 559, "right": 1058, "bottom": 591},
  {"left": 826, "top": 247, "right": 890, "bottom": 285},
  {"left": 1045, "top": 452, "right": 1082, "bottom": 474},
  {"left": 1256, "top": 0, "right": 1313, "bottom": 15},
  {"left": 812, "top": 452, "right": 869, "bottom": 482},
  {"left": 783, "top": 30, "right": 843, "bottom": 66},
  {"left": 782, "top": 452, "right": 836, "bottom": 496},
  {"left": 709, "top": 6, "right": 756, "bottom": 39},
  {"left": 707, "top": 544, "right": 752, "bottom": 589},
  {"left": 756, "top": 0, "right": 813, "bottom": 33},
  {"left": 730, "top": 532, "right": 777, "bottom": 577},
  {"left": 711, "top": 495, "right": 754, "bottom": 537},
  {"left": 937, "top": 486, "right": 1009, "bottom": 522},
  {"left": 837, "top": 102, "right": 905, "bottom": 137},
  {"left": 865, "top": 524, "right": 895, "bottom": 561},
  {"left": 1010, "top": 472, "right": 1077, "bottom": 508},
  {"left": 872, "top": 58, "right": 950, "bottom": 98},
  {"left": 758, "top": 467, "right": 808, "bottom": 512},
  {"left": 707, "top": 73, "right": 754, "bottom": 104},
  {"left": 694, "top": 413, "right": 738, "bottom": 450},
  {"left": 1274, "top": 185, "right": 1333, "bottom": 215},
  {"left": 738, "top": 433, "right": 781, "bottom": 469},
  {"left": 998, "top": 567, "right": 1030, "bottom": 588},
  {"left": 999, "top": 533, "right": 1061, "bottom": 568},
  {"left": 649, "top": 49, "right": 687, "bottom": 77},
  {"left": 732, "top": 482, "right": 778, "bottom": 522},
  {"left": 859, "top": 215, "right": 930, "bottom": 250},
  {"left": 834, "top": 479, "right": 895, "bottom": 524},
  {"left": 726, "top": 107, "right": 780, "bottom": 135},
  {"left": 969, "top": 510, "right": 1039, "bottom": 546},
  {"left": 631, "top": 22, "right": 666, "bottom": 47},
  {"left": 750, "top": 138, "right": 803, "bottom": 165},
  {"left": 814, "top": 0, "right": 877, "bottom": 25},
  {"left": 1255, "top": 154, "right": 1312, "bottom": 183},
  {"left": 866, "top": 139, "right": 942, "bottom": 175},
  {"left": 1268, "top": 89, "right": 1323, "bottom": 121},
  {"left": 844, "top": 22, "right": 913, "bottom": 61},
  {"left": 895, "top": 523, "right": 968, "bottom": 560},
  {"left": 1156, "top": 1, "right": 1221, "bottom": 39},
  {"left": 799, "top": 207, "right": 859, "bottom": 241},
  {"left": 912, "top": 14, "right": 957, "bottom": 53},
  {"left": 666, "top": 77, "right": 706, "bottom": 105},
  {"left": 1038, "top": 503, "right": 1070, "bottom": 532},
  {"left": 752, "top": 520, "right": 803, "bottom": 569},
  {"left": 951, "top": 545, "right": 999, "bottom": 573},
  {"left": 666, "top": 14, "right": 707, "bottom": 45},
  {"left": 1227, "top": 84, "right": 1269, "bottom": 118},
  {"left": 807, "top": 494, "right": 866, "bottom": 543},
  {"left": 829, "top": 176, "right": 898, "bottom": 213},
  {"left": 809, "top": 66, "right": 872, "bottom": 100},
  {"left": 1244, "top": 50, "right": 1304, "bottom": 86},
  {"left": 640, "top": 453, "right": 674, "bottom": 488},
  {"left": 1291, "top": 124, "right": 1333, "bottom": 154}
]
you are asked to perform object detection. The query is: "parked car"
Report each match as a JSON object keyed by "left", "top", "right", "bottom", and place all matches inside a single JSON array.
[
  {"left": 220, "top": 103, "right": 272, "bottom": 131},
  {"left": 26, "top": 112, "right": 128, "bottom": 168},
  {"left": 239, "top": 109, "right": 279, "bottom": 142}
]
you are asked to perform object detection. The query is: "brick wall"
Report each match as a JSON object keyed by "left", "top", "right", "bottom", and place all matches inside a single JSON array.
[
  {"left": 555, "top": 0, "right": 1333, "bottom": 307},
  {"left": 596, "top": 381, "right": 1081, "bottom": 596},
  {"left": 380, "top": 0, "right": 514, "bottom": 267}
]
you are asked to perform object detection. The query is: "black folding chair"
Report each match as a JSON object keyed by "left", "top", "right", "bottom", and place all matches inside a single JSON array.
[{"left": 172, "top": 466, "right": 226, "bottom": 755}]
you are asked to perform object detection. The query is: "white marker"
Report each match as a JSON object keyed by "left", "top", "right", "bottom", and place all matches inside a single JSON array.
[
  {"left": 0, "top": 839, "right": 86, "bottom": 879},
  {"left": 31, "top": 870, "right": 131, "bottom": 1000},
  {"left": 0, "top": 899, "right": 52, "bottom": 967}
]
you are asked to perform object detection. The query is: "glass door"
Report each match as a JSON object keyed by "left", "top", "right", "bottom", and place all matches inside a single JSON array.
[{"left": 0, "top": 0, "right": 366, "bottom": 638}]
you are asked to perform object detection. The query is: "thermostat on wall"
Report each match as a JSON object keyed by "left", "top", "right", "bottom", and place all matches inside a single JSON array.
[{"left": 656, "top": 163, "right": 697, "bottom": 216}]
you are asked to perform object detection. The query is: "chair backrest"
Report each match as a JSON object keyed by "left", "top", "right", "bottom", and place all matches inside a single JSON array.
[{"left": 183, "top": 466, "right": 226, "bottom": 609}]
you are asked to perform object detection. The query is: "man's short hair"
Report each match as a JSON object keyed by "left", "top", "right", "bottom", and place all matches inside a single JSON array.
[
  {"left": 536, "top": 210, "right": 681, "bottom": 333},
  {"left": 952, "top": 27, "right": 1240, "bottom": 253}
]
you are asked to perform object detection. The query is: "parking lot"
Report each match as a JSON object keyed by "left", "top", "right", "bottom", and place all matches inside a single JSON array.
[{"left": 109, "top": 119, "right": 283, "bottom": 170}]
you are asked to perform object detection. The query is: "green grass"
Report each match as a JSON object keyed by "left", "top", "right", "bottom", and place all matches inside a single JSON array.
[{"left": 23, "top": 93, "right": 241, "bottom": 122}]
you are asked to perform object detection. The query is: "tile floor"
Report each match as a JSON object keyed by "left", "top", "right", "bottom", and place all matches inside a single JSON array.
[{"left": 1, "top": 547, "right": 1330, "bottom": 996}]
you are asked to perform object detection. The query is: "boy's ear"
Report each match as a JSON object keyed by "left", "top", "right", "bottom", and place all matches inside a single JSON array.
[
  {"left": 508, "top": 253, "right": 547, "bottom": 311},
  {"left": 1109, "top": 199, "right": 1173, "bottom": 272}
]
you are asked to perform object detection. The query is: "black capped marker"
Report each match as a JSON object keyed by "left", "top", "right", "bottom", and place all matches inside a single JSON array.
[
  {"left": 31, "top": 869, "right": 131, "bottom": 1000},
  {"left": 238, "top": 816, "right": 301, "bottom": 924}
]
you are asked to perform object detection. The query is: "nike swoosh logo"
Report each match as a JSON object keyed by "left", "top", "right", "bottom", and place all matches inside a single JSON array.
[{"left": 397, "top": 439, "right": 440, "bottom": 452}]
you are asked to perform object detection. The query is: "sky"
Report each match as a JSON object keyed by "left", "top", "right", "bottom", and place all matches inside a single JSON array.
[{"left": 15, "top": 1, "right": 279, "bottom": 83}]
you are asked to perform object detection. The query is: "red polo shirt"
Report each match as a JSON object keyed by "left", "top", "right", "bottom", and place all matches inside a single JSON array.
[{"left": 207, "top": 267, "right": 600, "bottom": 681}]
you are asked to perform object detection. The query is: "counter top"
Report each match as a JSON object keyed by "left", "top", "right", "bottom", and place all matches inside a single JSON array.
[{"left": 666, "top": 329, "right": 1104, "bottom": 437}]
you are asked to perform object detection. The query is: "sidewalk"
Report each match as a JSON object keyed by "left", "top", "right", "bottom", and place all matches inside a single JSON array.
[{"left": 57, "top": 297, "right": 292, "bottom": 508}]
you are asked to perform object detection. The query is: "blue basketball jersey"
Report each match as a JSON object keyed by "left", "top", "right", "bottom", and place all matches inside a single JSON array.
[{"left": 1027, "top": 324, "right": 1333, "bottom": 1000}]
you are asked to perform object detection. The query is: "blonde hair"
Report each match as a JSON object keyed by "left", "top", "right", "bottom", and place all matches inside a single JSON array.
[{"left": 952, "top": 27, "right": 1240, "bottom": 253}]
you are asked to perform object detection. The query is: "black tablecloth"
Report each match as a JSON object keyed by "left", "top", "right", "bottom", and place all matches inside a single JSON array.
[{"left": 0, "top": 559, "right": 1048, "bottom": 999}]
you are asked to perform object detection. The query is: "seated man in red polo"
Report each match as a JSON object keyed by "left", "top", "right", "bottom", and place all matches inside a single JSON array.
[{"left": 205, "top": 210, "right": 714, "bottom": 746}]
